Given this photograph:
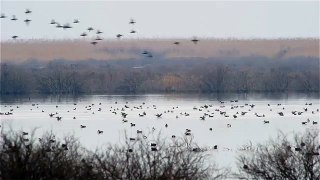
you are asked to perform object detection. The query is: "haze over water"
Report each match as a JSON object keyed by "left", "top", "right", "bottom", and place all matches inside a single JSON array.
[
  {"left": 1, "top": 1, "right": 319, "bottom": 178},
  {"left": 1, "top": 93, "right": 319, "bottom": 169}
]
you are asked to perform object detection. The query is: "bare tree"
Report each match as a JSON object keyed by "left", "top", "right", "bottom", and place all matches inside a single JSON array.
[
  {"left": 0, "top": 129, "right": 228, "bottom": 179},
  {"left": 233, "top": 69, "right": 252, "bottom": 93},
  {"left": 0, "top": 129, "right": 101, "bottom": 179},
  {"left": 1, "top": 56, "right": 319, "bottom": 94},
  {"left": 92, "top": 132, "right": 229, "bottom": 180},
  {"left": 263, "top": 68, "right": 290, "bottom": 92},
  {"left": 237, "top": 129, "right": 320, "bottom": 180},
  {"left": 200, "top": 64, "right": 229, "bottom": 92},
  {"left": 297, "top": 71, "right": 320, "bottom": 92}
]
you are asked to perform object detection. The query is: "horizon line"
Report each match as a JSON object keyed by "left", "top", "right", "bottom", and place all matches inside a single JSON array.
[{"left": 1, "top": 37, "right": 319, "bottom": 43}]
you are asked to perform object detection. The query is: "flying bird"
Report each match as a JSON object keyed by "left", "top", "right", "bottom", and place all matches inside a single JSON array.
[
  {"left": 24, "top": 19, "right": 31, "bottom": 25},
  {"left": 87, "top": 27, "right": 94, "bottom": 31},
  {"left": 116, "top": 34, "right": 123, "bottom": 39},
  {"left": 0, "top": 13, "right": 6, "bottom": 18},
  {"left": 80, "top": 32, "right": 87, "bottom": 37},
  {"left": 50, "top": 19, "right": 56, "bottom": 24},
  {"left": 63, "top": 23, "right": 72, "bottom": 29},
  {"left": 141, "top": 50, "right": 154, "bottom": 58},
  {"left": 11, "top": 15, "right": 17, "bottom": 21},
  {"left": 95, "top": 36, "right": 103, "bottom": 41},
  {"left": 142, "top": 51, "right": 149, "bottom": 55},
  {"left": 130, "top": 30, "right": 136, "bottom": 34},
  {"left": 129, "top": 18, "right": 136, "bottom": 25},
  {"left": 96, "top": 30, "right": 103, "bottom": 34},
  {"left": 191, "top": 37, "right": 199, "bottom": 44},
  {"left": 73, "top": 19, "right": 79, "bottom": 23},
  {"left": 12, "top": 35, "right": 18, "bottom": 39},
  {"left": 56, "top": 23, "right": 63, "bottom": 28},
  {"left": 91, "top": 41, "right": 98, "bottom": 45},
  {"left": 25, "top": 9, "right": 32, "bottom": 14},
  {"left": 173, "top": 41, "right": 180, "bottom": 45}
]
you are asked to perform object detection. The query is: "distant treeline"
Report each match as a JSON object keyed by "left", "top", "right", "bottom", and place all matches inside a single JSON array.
[{"left": 1, "top": 56, "right": 319, "bottom": 94}]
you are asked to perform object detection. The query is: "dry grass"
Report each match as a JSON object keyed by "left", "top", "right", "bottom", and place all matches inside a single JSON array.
[{"left": 1, "top": 38, "right": 319, "bottom": 63}]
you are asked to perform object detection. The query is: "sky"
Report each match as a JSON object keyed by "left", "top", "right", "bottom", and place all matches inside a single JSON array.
[{"left": 1, "top": 1, "right": 319, "bottom": 41}]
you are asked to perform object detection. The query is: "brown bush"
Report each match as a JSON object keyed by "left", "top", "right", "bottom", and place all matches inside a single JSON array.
[
  {"left": 237, "top": 129, "right": 320, "bottom": 180},
  {"left": 0, "top": 129, "right": 228, "bottom": 179}
]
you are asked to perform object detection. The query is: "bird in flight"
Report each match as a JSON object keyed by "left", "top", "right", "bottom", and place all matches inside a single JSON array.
[
  {"left": 80, "top": 32, "right": 87, "bottom": 37},
  {"left": 130, "top": 30, "right": 137, "bottom": 34},
  {"left": 50, "top": 19, "right": 56, "bottom": 24},
  {"left": 173, "top": 41, "right": 180, "bottom": 45},
  {"left": 191, "top": 37, "right": 199, "bottom": 44},
  {"left": 91, "top": 41, "right": 98, "bottom": 45},
  {"left": 141, "top": 51, "right": 153, "bottom": 58},
  {"left": 129, "top": 18, "right": 136, "bottom": 25},
  {"left": 96, "top": 30, "right": 103, "bottom": 34},
  {"left": 142, "top": 51, "right": 149, "bottom": 55},
  {"left": 56, "top": 23, "right": 63, "bottom": 28},
  {"left": 116, "top": 34, "right": 123, "bottom": 39},
  {"left": 87, "top": 27, "right": 94, "bottom": 32},
  {"left": 25, "top": 9, "right": 32, "bottom": 14},
  {"left": 95, "top": 36, "right": 103, "bottom": 41},
  {"left": 73, "top": 19, "right": 79, "bottom": 23},
  {"left": 24, "top": 19, "right": 32, "bottom": 25},
  {"left": 63, "top": 23, "right": 72, "bottom": 29},
  {"left": 11, "top": 15, "right": 18, "bottom": 21},
  {"left": 0, "top": 13, "right": 6, "bottom": 18},
  {"left": 12, "top": 35, "right": 18, "bottom": 39}
]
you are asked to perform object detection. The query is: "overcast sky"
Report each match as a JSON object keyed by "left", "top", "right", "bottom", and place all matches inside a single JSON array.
[{"left": 1, "top": 1, "right": 319, "bottom": 41}]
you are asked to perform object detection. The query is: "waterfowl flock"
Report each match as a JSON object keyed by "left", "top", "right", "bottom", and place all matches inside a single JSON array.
[
  {"left": 1, "top": 8, "right": 200, "bottom": 59},
  {"left": 1, "top": 96, "right": 319, "bottom": 154},
  {"left": 1, "top": 6, "right": 319, "bottom": 169}
]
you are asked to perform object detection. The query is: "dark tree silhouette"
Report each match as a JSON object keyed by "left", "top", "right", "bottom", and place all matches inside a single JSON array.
[
  {"left": 237, "top": 129, "right": 320, "bottom": 180},
  {"left": 0, "top": 129, "right": 228, "bottom": 179},
  {"left": 93, "top": 132, "right": 229, "bottom": 179},
  {"left": 1, "top": 56, "right": 319, "bottom": 94}
]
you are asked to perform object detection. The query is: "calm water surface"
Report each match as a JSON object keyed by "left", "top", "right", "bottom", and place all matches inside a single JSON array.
[{"left": 1, "top": 93, "right": 319, "bottom": 169}]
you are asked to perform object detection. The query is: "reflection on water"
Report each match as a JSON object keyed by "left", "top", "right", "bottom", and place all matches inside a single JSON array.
[
  {"left": 0, "top": 93, "right": 319, "bottom": 169},
  {"left": 1, "top": 92, "right": 319, "bottom": 104}
]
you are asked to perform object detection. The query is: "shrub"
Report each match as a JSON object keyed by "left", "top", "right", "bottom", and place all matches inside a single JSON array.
[
  {"left": 237, "top": 129, "right": 320, "bottom": 180},
  {"left": 0, "top": 129, "right": 228, "bottom": 179}
]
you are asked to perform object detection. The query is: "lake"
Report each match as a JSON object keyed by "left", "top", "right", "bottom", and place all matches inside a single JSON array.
[{"left": 1, "top": 93, "right": 319, "bottom": 170}]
